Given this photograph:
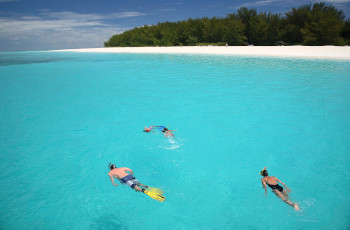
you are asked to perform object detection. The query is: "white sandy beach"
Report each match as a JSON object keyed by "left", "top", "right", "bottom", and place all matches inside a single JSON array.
[{"left": 53, "top": 46, "right": 350, "bottom": 60}]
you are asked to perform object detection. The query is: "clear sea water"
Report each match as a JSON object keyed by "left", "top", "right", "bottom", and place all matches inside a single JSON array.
[{"left": 0, "top": 51, "right": 349, "bottom": 230}]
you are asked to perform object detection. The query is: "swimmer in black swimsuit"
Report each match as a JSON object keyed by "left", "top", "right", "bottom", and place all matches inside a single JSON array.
[
  {"left": 260, "top": 167, "right": 300, "bottom": 210},
  {"left": 267, "top": 183, "right": 284, "bottom": 192}
]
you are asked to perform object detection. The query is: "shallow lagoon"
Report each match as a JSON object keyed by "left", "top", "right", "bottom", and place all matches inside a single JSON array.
[{"left": 0, "top": 52, "right": 349, "bottom": 229}]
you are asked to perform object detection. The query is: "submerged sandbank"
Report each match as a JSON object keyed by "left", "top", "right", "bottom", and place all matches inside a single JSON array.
[{"left": 52, "top": 46, "right": 350, "bottom": 60}]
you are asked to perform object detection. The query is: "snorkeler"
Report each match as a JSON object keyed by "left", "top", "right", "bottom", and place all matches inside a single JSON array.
[
  {"left": 143, "top": 126, "right": 177, "bottom": 137},
  {"left": 108, "top": 163, "right": 165, "bottom": 202},
  {"left": 260, "top": 167, "right": 300, "bottom": 210}
]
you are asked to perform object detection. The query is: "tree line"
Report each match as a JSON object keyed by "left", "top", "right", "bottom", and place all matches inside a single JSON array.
[{"left": 105, "top": 2, "right": 350, "bottom": 47}]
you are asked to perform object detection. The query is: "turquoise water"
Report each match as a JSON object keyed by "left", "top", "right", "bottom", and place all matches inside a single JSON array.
[{"left": 0, "top": 51, "right": 350, "bottom": 229}]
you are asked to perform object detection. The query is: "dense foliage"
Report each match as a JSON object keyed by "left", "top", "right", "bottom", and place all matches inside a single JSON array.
[{"left": 105, "top": 3, "right": 350, "bottom": 47}]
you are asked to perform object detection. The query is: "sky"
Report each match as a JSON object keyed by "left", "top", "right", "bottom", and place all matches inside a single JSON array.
[{"left": 1, "top": 0, "right": 350, "bottom": 52}]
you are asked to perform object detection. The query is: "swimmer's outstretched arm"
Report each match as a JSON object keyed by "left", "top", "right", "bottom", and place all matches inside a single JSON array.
[
  {"left": 108, "top": 173, "right": 118, "bottom": 187},
  {"left": 261, "top": 178, "right": 268, "bottom": 196}
]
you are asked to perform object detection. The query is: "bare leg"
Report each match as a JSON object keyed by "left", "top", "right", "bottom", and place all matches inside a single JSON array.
[
  {"left": 133, "top": 182, "right": 149, "bottom": 192},
  {"left": 274, "top": 190, "right": 299, "bottom": 210},
  {"left": 282, "top": 190, "right": 289, "bottom": 199},
  {"left": 133, "top": 185, "right": 143, "bottom": 192},
  {"left": 137, "top": 183, "right": 148, "bottom": 189}
]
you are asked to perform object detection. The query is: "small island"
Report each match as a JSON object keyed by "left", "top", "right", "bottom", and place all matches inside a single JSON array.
[{"left": 104, "top": 2, "right": 350, "bottom": 47}]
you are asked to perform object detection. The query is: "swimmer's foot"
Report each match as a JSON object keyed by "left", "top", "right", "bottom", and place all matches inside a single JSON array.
[{"left": 294, "top": 203, "right": 300, "bottom": 211}]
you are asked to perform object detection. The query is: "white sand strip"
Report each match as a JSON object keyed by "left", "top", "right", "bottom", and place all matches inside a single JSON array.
[{"left": 52, "top": 46, "right": 350, "bottom": 60}]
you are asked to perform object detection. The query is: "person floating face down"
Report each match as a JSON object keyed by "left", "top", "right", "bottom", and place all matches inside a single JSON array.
[
  {"left": 143, "top": 126, "right": 177, "bottom": 137},
  {"left": 108, "top": 163, "right": 148, "bottom": 192},
  {"left": 107, "top": 163, "right": 165, "bottom": 202},
  {"left": 260, "top": 167, "right": 300, "bottom": 211}
]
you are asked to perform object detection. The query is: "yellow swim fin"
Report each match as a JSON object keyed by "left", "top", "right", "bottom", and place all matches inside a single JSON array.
[
  {"left": 148, "top": 187, "right": 164, "bottom": 195},
  {"left": 143, "top": 189, "right": 166, "bottom": 202}
]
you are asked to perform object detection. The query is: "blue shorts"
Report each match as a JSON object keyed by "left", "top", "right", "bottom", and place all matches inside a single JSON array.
[{"left": 120, "top": 174, "right": 140, "bottom": 189}]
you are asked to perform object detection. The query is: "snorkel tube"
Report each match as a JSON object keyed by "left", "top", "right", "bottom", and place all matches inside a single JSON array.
[{"left": 260, "top": 167, "right": 267, "bottom": 176}]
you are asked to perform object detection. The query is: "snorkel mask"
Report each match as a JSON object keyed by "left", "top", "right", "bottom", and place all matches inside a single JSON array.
[
  {"left": 260, "top": 167, "right": 267, "bottom": 176},
  {"left": 108, "top": 162, "right": 116, "bottom": 170}
]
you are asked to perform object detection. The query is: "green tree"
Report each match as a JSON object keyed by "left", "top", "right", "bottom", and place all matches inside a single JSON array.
[
  {"left": 236, "top": 7, "right": 257, "bottom": 44},
  {"left": 223, "top": 15, "right": 247, "bottom": 45},
  {"left": 301, "top": 3, "right": 345, "bottom": 45},
  {"left": 266, "top": 13, "right": 283, "bottom": 45},
  {"left": 104, "top": 2, "right": 348, "bottom": 47},
  {"left": 342, "top": 18, "right": 350, "bottom": 44},
  {"left": 249, "top": 13, "right": 269, "bottom": 45},
  {"left": 282, "top": 5, "right": 312, "bottom": 44}
]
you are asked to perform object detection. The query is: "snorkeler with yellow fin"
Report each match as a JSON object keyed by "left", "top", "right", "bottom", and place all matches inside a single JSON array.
[{"left": 108, "top": 163, "right": 165, "bottom": 202}]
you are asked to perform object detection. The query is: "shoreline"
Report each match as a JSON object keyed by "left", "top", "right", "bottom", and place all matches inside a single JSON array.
[{"left": 52, "top": 46, "right": 350, "bottom": 60}]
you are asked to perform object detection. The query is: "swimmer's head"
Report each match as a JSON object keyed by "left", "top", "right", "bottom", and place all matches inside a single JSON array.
[
  {"left": 162, "top": 128, "right": 168, "bottom": 132},
  {"left": 260, "top": 167, "right": 268, "bottom": 176},
  {"left": 108, "top": 162, "right": 116, "bottom": 170}
]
